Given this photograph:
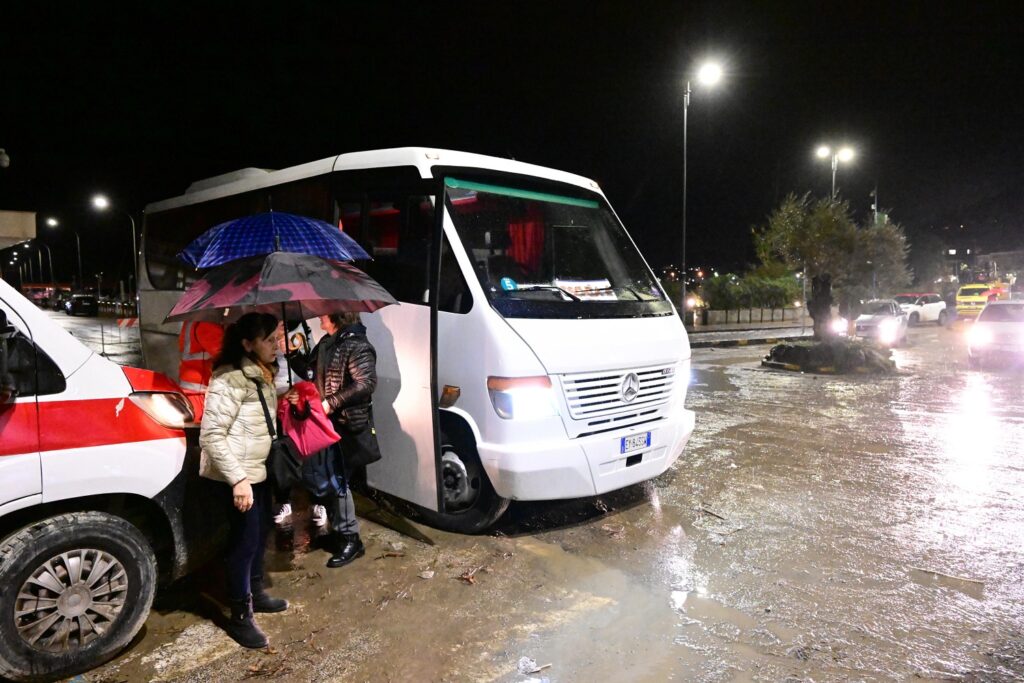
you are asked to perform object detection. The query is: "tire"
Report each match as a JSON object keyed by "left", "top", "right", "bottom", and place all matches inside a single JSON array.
[
  {"left": 909, "top": 312, "right": 920, "bottom": 326},
  {"left": 938, "top": 310, "right": 948, "bottom": 326},
  {"left": 0, "top": 512, "right": 157, "bottom": 682},
  {"left": 416, "top": 435, "right": 510, "bottom": 534}
]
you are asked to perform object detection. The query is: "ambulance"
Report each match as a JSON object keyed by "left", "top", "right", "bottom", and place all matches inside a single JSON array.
[{"left": 0, "top": 278, "right": 208, "bottom": 682}]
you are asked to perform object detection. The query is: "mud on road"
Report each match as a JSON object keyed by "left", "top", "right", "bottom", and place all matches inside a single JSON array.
[{"left": 84, "top": 325, "right": 1024, "bottom": 682}]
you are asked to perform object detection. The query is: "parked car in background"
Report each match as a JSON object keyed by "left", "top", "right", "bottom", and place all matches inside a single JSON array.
[
  {"left": 967, "top": 301, "right": 1024, "bottom": 369},
  {"left": 894, "top": 292, "right": 947, "bottom": 325},
  {"left": 854, "top": 299, "right": 908, "bottom": 346},
  {"left": 64, "top": 293, "right": 98, "bottom": 316}
]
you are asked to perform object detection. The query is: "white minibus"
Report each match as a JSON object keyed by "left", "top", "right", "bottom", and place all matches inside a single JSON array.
[{"left": 140, "top": 148, "right": 696, "bottom": 532}]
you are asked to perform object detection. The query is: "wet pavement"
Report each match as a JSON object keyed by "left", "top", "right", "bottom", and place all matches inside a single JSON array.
[
  {"left": 80, "top": 324, "right": 1024, "bottom": 682},
  {"left": 45, "top": 309, "right": 142, "bottom": 366}
]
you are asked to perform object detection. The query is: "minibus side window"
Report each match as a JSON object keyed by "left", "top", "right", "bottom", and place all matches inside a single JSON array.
[
  {"left": 5, "top": 333, "right": 65, "bottom": 397},
  {"left": 360, "top": 195, "right": 435, "bottom": 305}
]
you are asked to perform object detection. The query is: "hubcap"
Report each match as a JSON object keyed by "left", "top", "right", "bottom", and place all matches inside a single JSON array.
[
  {"left": 441, "top": 451, "right": 478, "bottom": 510},
  {"left": 15, "top": 549, "right": 128, "bottom": 653}
]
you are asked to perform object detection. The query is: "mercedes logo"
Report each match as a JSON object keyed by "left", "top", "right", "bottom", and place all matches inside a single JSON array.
[{"left": 620, "top": 372, "right": 640, "bottom": 403}]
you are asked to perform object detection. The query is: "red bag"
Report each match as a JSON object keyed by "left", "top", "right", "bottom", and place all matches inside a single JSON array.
[{"left": 278, "top": 381, "right": 341, "bottom": 458}]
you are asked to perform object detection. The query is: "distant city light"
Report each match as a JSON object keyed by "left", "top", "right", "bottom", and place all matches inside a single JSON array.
[
  {"left": 686, "top": 297, "right": 697, "bottom": 309},
  {"left": 948, "top": 249, "right": 957, "bottom": 255}
]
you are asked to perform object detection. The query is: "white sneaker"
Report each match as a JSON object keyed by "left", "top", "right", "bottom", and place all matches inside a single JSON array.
[
  {"left": 273, "top": 503, "right": 292, "bottom": 526},
  {"left": 312, "top": 504, "right": 329, "bottom": 528}
]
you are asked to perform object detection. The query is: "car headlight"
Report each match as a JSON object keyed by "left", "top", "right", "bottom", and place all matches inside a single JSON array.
[
  {"left": 967, "top": 326, "right": 993, "bottom": 348},
  {"left": 487, "top": 376, "right": 557, "bottom": 420},
  {"left": 830, "top": 318, "right": 848, "bottom": 335},
  {"left": 878, "top": 318, "right": 899, "bottom": 344},
  {"left": 129, "top": 391, "right": 195, "bottom": 429}
]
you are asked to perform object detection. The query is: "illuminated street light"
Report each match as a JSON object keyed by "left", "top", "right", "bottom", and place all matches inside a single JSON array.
[
  {"left": 46, "top": 216, "right": 83, "bottom": 288},
  {"left": 91, "top": 194, "right": 137, "bottom": 293},
  {"left": 681, "top": 58, "right": 726, "bottom": 322},
  {"left": 816, "top": 144, "right": 856, "bottom": 199}
]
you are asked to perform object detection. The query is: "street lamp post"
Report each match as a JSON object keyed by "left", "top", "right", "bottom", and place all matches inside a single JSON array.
[
  {"left": 681, "top": 60, "right": 724, "bottom": 322},
  {"left": 91, "top": 195, "right": 137, "bottom": 298},
  {"left": 815, "top": 145, "right": 855, "bottom": 200},
  {"left": 46, "top": 217, "right": 83, "bottom": 288}
]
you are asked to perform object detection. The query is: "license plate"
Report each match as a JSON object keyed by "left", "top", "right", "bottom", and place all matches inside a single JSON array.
[{"left": 620, "top": 432, "right": 651, "bottom": 454}]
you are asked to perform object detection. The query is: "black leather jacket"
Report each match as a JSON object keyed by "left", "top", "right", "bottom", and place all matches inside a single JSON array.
[{"left": 311, "top": 324, "right": 377, "bottom": 430}]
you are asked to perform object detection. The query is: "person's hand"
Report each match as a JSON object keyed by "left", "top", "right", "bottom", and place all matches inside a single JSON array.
[
  {"left": 284, "top": 388, "right": 300, "bottom": 405},
  {"left": 232, "top": 479, "right": 254, "bottom": 512},
  {"left": 321, "top": 399, "right": 331, "bottom": 414}
]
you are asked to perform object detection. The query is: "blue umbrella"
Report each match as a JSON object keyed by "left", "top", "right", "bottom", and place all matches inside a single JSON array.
[{"left": 178, "top": 211, "right": 370, "bottom": 268}]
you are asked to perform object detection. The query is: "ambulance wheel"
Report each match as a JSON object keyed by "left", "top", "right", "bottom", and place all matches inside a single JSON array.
[
  {"left": 0, "top": 512, "right": 156, "bottom": 682},
  {"left": 418, "top": 435, "right": 510, "bottom": 534}
]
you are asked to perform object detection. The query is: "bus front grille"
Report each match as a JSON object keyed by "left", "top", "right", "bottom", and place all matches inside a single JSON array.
[{"left": 560, "top": 365, "right": 676, "bottom": 421}]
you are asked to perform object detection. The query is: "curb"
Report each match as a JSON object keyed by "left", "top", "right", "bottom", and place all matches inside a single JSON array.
[{"left": 689, "top": 334, "right": 810, "bottom": 349}]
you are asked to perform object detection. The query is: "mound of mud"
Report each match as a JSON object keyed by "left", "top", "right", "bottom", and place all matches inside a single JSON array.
[{"left": 763, "top": 338, "right": 896, "bottom": 374}]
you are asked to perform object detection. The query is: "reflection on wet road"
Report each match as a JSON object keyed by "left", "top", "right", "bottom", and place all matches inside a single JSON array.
[{"left": 88, "top": 325, "right": 1024, "bottom": 682}]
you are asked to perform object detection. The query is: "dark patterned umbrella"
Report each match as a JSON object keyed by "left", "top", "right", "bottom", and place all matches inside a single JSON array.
[{"left": 163, "top": 252, "right": 397, "bottom": 323}]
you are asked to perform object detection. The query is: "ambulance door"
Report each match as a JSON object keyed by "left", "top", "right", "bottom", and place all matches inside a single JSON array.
[{"left": 0, "top": 303, "right": 43, "bottom": 510}]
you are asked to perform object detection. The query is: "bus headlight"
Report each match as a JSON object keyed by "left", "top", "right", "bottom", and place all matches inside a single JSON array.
[
  {"left": 129, "top": 391, "right": 195, "bottom": 429},
  {"left": 487, "top": 376, "right": 557, "bottom": 420}
]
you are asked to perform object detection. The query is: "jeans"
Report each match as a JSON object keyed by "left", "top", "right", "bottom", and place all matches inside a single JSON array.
[
  {"left": 326, "top": 443, "right": 360, "bottom": 536},
  {"left": 224, "top": 480, "right": 272, "bottom": 601}
]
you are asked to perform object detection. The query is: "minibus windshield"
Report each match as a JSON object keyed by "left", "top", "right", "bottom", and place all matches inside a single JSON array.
[{"left": 444, "top": 177, "right": 672, "bottom": 319}]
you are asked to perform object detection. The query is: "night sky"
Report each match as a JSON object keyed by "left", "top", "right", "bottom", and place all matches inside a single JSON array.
[{"left": 2, "top": 2, "right": 1022, "bottom": 287}]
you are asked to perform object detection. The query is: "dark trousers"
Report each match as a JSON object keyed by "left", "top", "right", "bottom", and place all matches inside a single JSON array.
[
  {"left": 325, "top": 442, "right": 360, "bottom": 535},
  {"left": 224, "top": 480, "right": 272, "bottom": 601}
]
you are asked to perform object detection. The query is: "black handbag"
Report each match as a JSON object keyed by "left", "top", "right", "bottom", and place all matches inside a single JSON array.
[
  {"left": 339, "top": 407, "right": 382, "bottom": 468},
  {"left": 254, "top": 382, "right": 303, "bottom": 499}
]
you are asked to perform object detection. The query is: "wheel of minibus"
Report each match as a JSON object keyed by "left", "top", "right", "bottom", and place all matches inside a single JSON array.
[
  {"left": 418, "top": 437, "right": 510, "bottom": 534},
  {"left": 0, "top": 511, "right": 157, "bottom": 682}
]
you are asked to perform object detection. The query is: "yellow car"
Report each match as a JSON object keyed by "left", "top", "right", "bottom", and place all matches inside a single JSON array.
[{"left": 956, "top": 283, "right": 1005, "bottom": 319}]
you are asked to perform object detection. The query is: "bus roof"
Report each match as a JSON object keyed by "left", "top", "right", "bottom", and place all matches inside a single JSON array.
[{"left": 145, "top": 147, "right": 603, "bottom": 213}]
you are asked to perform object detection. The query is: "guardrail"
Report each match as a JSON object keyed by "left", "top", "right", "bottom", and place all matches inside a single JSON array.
[{"left": 98, "top": 300, "right": 139, "bottom": 317}]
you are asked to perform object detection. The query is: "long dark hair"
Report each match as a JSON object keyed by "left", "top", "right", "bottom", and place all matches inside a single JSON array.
[{"left": 215, "top": 312, "right": 278, "bottom": 370}]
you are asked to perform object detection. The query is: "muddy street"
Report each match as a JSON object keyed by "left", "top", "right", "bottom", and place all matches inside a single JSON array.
[{"left": 85, "top": 325, "right": 1024, "bottom": 682}]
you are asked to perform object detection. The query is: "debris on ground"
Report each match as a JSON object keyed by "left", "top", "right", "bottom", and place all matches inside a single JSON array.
[
  {"left": 698, "top": 506, "right": 728, "bottom": 521},
  {"left": 600, "top": 523, "right": 625, "bottom": 538},
  {"left": 516, "top": 656, "right": 551, "bottom": 675},
  {"left": 374, "top": 551, "right": 406, "bottom": 560},
  {"left": 763, "top": 338, "right": 896, "bottom": 374},
  {"left": 418, "top": 569, "right": 435, "bottom": 580},
  {"left": 457, "top": 565, "right": 486, "bottom": 585}
]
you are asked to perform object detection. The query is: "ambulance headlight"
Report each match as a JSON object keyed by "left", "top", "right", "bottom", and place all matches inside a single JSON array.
[
  {"left": 487, "top": 376, "right": 557, "bottom": 420},
  {"left": 130, "top": 391, "right": 195, "bottom": 429}
]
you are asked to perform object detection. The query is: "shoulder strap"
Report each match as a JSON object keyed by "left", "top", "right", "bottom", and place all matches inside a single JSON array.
[{"left": 253, "top": 381, "right": 276, "bottom": 438}]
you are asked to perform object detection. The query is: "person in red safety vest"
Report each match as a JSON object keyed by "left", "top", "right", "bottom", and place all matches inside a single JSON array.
[{"left": 178, "top": 321, "right": 225, "bottom": 393}]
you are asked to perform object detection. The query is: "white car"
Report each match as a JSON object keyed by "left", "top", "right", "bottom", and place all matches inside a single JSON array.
[
  {"left": 854, "top": 299, "right": 909, "bottom": 346},
  {"left": 894, "top": 292, "right": 948, "bottom": 326},
  {"left": 967, "top": 300, "right": 1024, "bottom": 369}
]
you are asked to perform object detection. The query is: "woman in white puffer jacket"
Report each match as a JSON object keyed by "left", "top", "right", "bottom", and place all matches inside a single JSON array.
[{"left": 199, "top": 312, "right": 288, "bottom": 649}]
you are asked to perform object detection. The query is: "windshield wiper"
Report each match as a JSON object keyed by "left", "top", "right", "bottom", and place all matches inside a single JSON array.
[
  {"left": 582, "top": 285, "right": 652, "bottom": 301},
  {"left": 514, "top": 285, "right": 582, "bottom": 302}
]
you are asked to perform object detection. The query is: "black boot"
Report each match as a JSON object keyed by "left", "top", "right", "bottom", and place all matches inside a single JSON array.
[
  {"left": 225, "top": 595, "right": 268, "bottom": 649},
  {"left": 250, "top": 577, "right": 288, "bottom": 613},
  {"left": 326, "top": 533, "right": 365, "bottom": 568}
]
